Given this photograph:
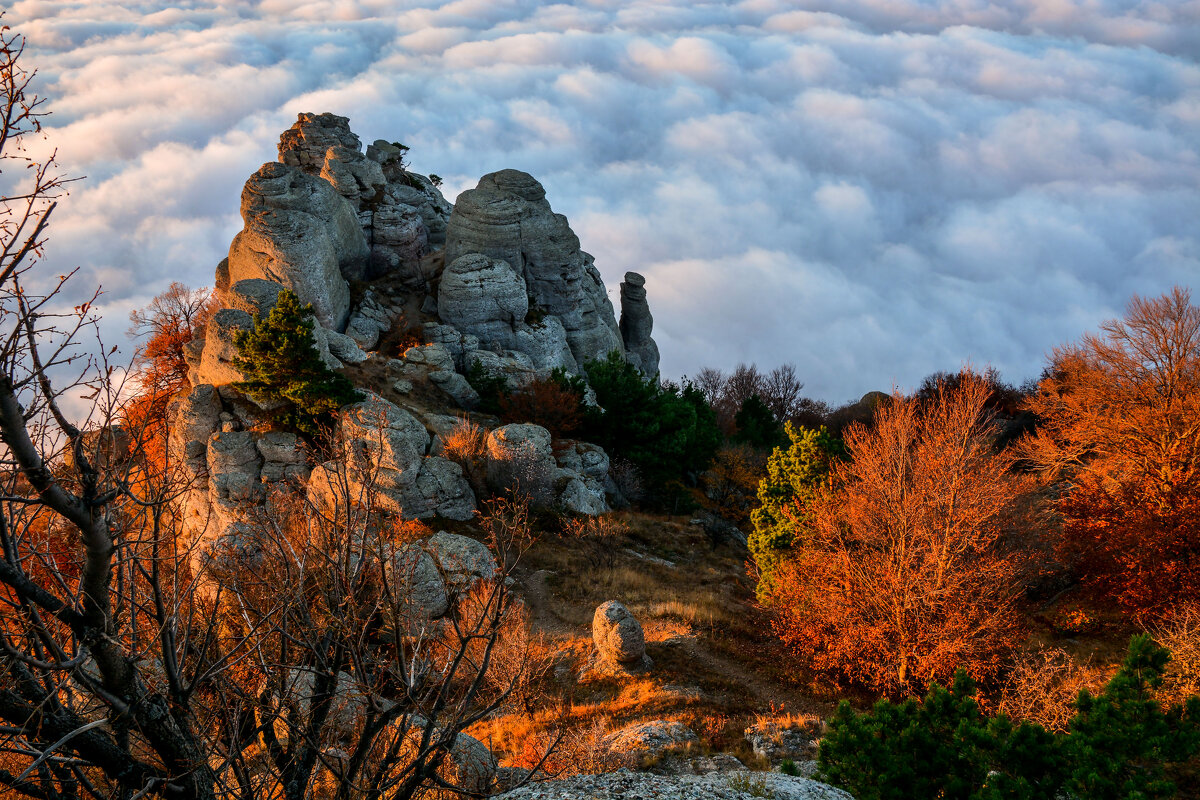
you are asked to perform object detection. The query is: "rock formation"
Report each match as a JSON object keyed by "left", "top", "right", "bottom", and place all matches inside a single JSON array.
[
  {"left": 444, "top": 169, "right": 624, "bottom": 370},
  {"left": 593, "top": 600, "right": 651, "bottom": 672},
  {"left": 620, "top": 271, "right": 660, "bottom": 377},
  {"left": 174, "top": 111, "right": 665, "bottom": 561}
]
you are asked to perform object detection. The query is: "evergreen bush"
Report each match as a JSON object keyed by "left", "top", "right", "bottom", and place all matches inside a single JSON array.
[
  {"left": 748, "top": 422, "right": 843, "bottom": 595},
  {"left": 232, "top": 290, "right": 362, "bottom": 439},
  {"left": 818, "top": 635, "right": 1200, "bottom": 800},
  {"left": 582, "top": 351, "right": 720, "bottom": 505}
]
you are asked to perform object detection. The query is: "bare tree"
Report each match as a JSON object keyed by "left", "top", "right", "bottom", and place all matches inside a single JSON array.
[
  {"left": 0, "top": 26, "right": 547, "bottom": 800},
  {"left": 692, "top": 362, "right": 818, "bottom": 435}
]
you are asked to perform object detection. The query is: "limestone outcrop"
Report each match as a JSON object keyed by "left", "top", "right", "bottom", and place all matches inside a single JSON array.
[
  {"left": 620, "top": 271, "right": 660, "bottom": 377},
  {"left": 593, "top": 600, "right": 650, "bottom": 671},
  {"left": 176, "top": 111, "right": 660, "bottom": 566},
  {"left": 156, "top": 114, "right": 686, "bottom": 794},
  {"left": 444, "top": 169, "right": 626, "bottom": 370}
]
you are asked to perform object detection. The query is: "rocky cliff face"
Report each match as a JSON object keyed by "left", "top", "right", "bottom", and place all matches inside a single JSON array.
[
  {"left": 175, "top": 112, "right": 660, "bottom": 563},
  {"left": 444, "top": 169, "right": 624, "bottom": 370}
]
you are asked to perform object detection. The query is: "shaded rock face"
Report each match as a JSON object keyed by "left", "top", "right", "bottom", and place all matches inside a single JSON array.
[
  {"left": 620, "top": 272, "right": 660, "bottom": 377},
  {"left": 280, "top": 114, "right": 448, "bottom": 286},
  {"left": 592, "top": 600, "right": 647, "bottom": 667},
  {"left": 444, "top": 170, "right": 624, "bottom": 369},
  {"left": 438, "top": 254, "right": 528, "bottom": 345},
  {"left": 226, "top": 161, "right": 365, "bottom": 330}
]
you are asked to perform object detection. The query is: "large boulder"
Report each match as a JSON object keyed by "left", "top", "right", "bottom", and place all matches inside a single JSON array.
[
  {"left": 592, "top": 600, "right": 648, "bottom": 668},
  {"left": 424, "top": 532, "right": 497, "bottom": 592},
  {"left": 226, "top": 161, "right": 367, "bottom": 330},
  {"left": 411, "top": 458, "right": 477, "bottom": 521},
  {"left": 619, "top": 272, "right": 660, "bottom": 377},
  {"left": 389, "top": 546, "right": 450, "bottom": 621},
  {"left": 446, "top": 731, "right": 499, "bottom": 795},
  {"left": 437, "top": 254, "right": 528, "bottom": 346},
  {"left": 444, "top": 170, "right": 623, "bottom": 369},
  {"left": 485, "top": 424, "right": 556, "bottom": 501}
]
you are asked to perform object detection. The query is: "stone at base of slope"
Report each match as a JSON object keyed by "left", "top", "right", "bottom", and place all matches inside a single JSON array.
[{"left": 493, "top": 768, "right": 854, "bottom": 800}]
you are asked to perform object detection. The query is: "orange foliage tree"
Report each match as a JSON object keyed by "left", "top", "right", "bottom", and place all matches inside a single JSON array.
[
  {"left": 767, "top": 373, "right": 1025, "bottom": 694},
  {"left": 1020, "top": 287, "right": 1200, "bottom": 614},
  {"left": 124, "top": 281, "right": 214, "bottom": 455}
]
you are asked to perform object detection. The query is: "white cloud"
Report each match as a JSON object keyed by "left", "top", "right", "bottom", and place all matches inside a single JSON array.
[{"left": 5, "top": 0, "right": 1199, "bottom": 405}]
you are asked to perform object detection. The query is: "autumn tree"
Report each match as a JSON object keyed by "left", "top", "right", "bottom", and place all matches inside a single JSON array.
[
  {"left": 766, "top": 373, "right": 1026, "bottom": 694},
  {"left": 1020, "top": 288, "right": 1200, "bottom": 614},
  {"left": 125, "top": 281, "right": 214, "bottom": 458}
]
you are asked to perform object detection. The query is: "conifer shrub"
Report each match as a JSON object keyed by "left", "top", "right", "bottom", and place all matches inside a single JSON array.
[
  {"left": 748, "top": 422, "right": 843, "bottom": 595},
  {"left": 582, "top": 351, "right": 720, "bottom": 506},
  {"left": 732, "top": 393, "right": 785, "bottom": 451},
  {"left": 232, "top": 290, "right": 362, "bottom": 439},
  {"left": 818, "top": 635, "right": 1200, "bottom": 800}
]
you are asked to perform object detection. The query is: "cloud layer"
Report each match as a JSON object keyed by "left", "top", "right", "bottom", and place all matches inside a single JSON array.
[{"left": 8, "top": 0, "right": 1200, "bottom": 404}]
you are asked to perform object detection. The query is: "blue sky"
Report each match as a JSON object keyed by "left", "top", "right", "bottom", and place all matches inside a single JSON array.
[{"left": 7, "top": 0, "right": 1199, "bottom": 405}]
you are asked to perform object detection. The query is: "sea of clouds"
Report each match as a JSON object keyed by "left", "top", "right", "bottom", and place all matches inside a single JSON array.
[{"left": 6, "top": 0, "right": 1199, "bottom": 405}]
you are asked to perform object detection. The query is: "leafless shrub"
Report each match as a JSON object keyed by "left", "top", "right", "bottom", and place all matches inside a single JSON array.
[
  {"left": 998, "top": 648, "right": 1104, "bottom": 732},
  {"left": 514, "top": 718, "right": 629, "bottom": 777},
  {"left": 561, "top": 514, "right": 629, "bottom": 570},
  {"left": 1152, "top": 603, "right": 1200, "bottom": 706},
  {"left": 608, "top": 457, "right": 644, "bottom": 505},
  {"left": 456, "top": 585, "right": 556, "bottom": 716},
  {"left": 440, "top": 416, "right": 488, "bottom": 464}
]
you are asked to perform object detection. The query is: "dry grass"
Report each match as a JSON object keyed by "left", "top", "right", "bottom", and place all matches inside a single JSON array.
[{"left": 440, "top": 416, "right": 488, "bottom": 465}]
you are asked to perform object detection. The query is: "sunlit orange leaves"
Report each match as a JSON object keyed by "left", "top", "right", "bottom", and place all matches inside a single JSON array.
[{"left": 766, "top": 373, "right": 1025, "bottom": 694}]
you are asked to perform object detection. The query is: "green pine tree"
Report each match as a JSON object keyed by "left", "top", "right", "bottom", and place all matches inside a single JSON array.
[
  {"left": 1065, "top": 634, "right": 1200, "bottom": 800},
  {"left": 232, "top": 290, "right": 362, "bottom": 439},
  {"left": 732, "top": 393, "right": 785, "bottom": 451},
  {"left": 748, "top": 421, "right": 843, "bottom": 596}
]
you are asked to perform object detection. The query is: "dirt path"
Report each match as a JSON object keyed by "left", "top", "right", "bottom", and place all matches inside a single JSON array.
[
  {"left": 516, "top": 567, "right": 575, "bottom": 638},
  {"left": 671, "top": 633, "right": 830, "bottom": 716}
]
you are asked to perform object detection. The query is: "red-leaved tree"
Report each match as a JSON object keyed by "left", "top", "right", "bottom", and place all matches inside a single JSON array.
[
  {"left": 1020, "top": 287, "right": 1200, "bottom": 614},
  {"left": 767, "top": 373, "right": 1025, "bottom": 694}
]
